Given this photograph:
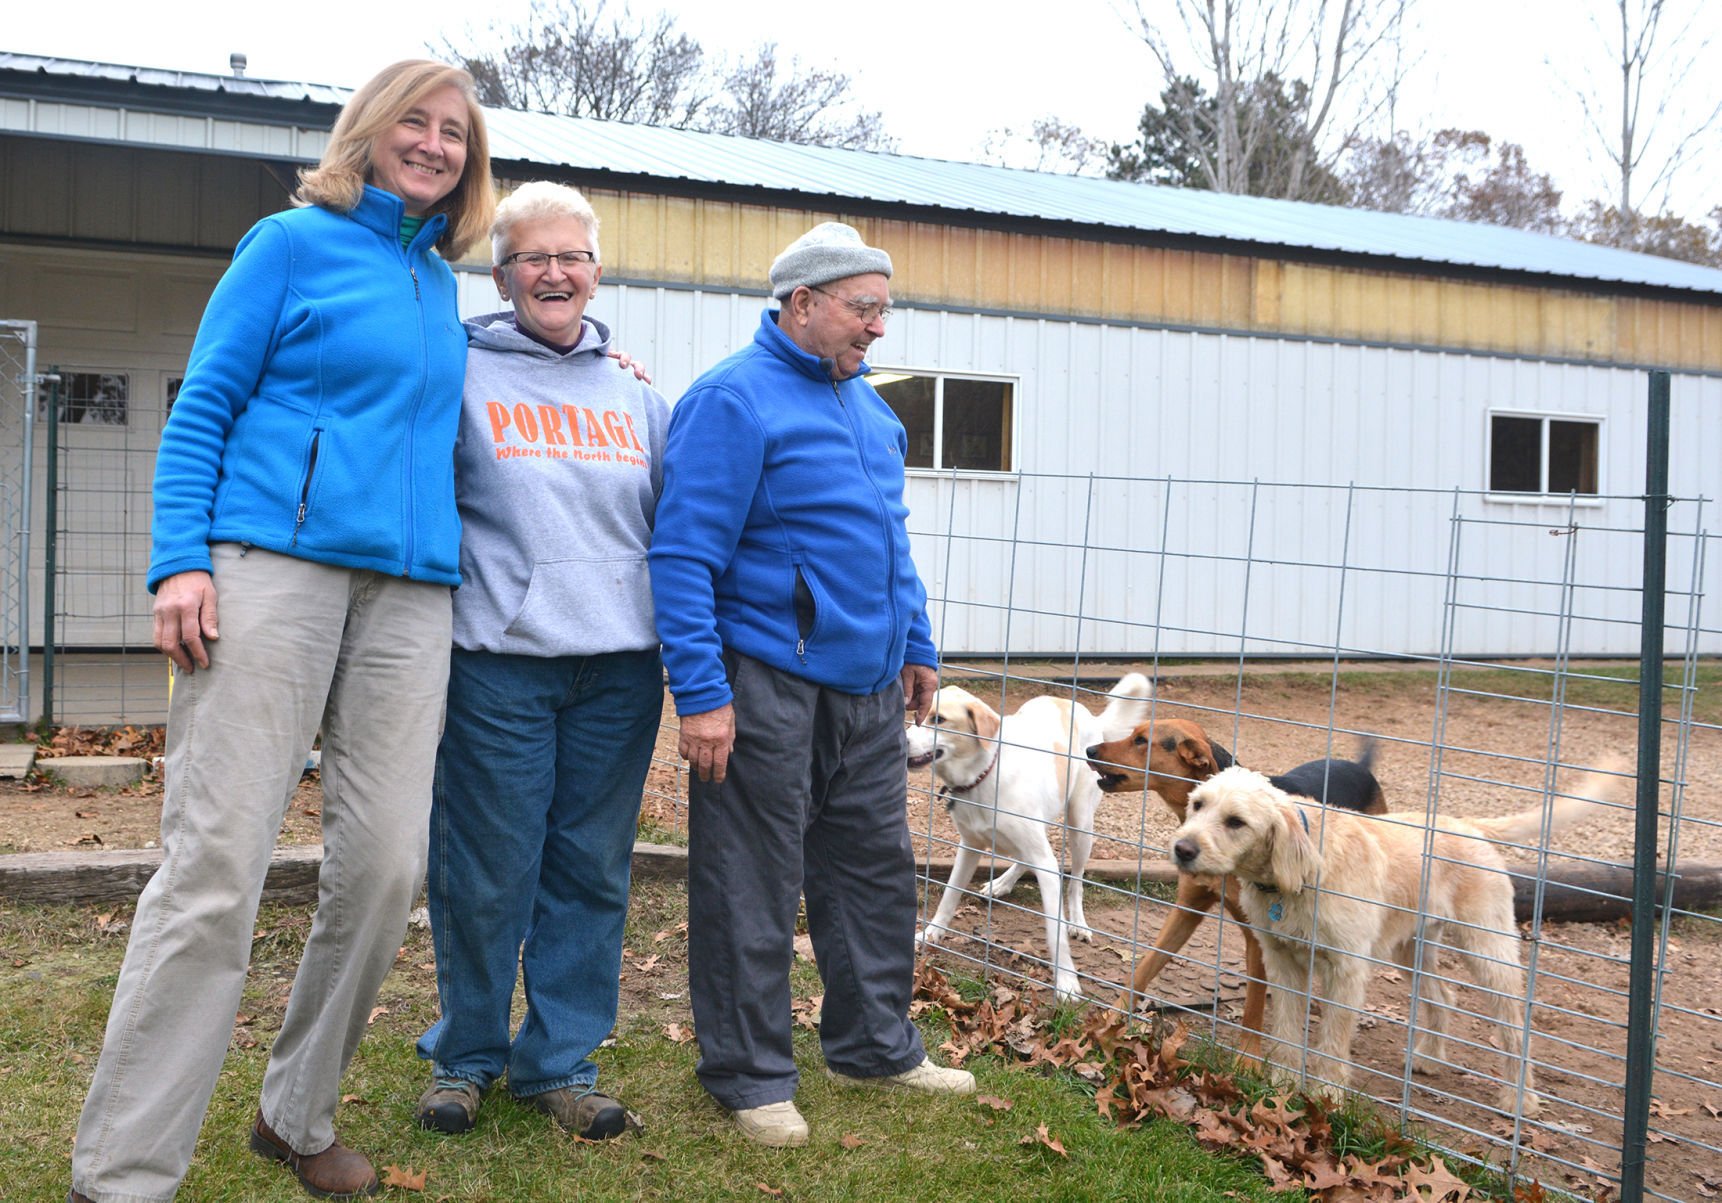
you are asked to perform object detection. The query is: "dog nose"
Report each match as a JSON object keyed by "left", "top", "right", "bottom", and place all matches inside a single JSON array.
[
  {"left": 1085, "top": 744, "right": 1103, "bottom": 760},
  {"left": 1172, "top": 839, "right": 1198, "bottom": 865}
]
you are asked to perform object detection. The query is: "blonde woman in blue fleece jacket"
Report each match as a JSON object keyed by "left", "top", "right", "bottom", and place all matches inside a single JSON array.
[
  {"left": 69, "top": 61, "right": 494, "bottom": 1203},
  {"left": 412, "top": 182, "right": 670, "bottom": 1143}
]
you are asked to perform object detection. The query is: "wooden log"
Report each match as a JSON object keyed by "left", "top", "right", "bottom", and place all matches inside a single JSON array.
[{"left": 1510, "top": 862, "right": 1722, "bottom": 924}]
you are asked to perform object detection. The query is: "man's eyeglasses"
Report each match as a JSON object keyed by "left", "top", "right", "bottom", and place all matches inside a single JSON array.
[
  {"left": 809, "top": 283, "right": 893, "bottom": 324},
  {"left": 501, "top": 250, "right": 598, "bottom": 271}
]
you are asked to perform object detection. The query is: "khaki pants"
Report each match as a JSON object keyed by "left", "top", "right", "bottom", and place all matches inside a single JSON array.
[{"left": 71, "top": 544, "right": 451, "bottom": 1203}]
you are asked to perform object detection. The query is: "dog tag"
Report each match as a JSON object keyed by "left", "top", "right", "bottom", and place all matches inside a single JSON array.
[{"left": 1268, "top": 900, "right": 1284, "bottom": 922}]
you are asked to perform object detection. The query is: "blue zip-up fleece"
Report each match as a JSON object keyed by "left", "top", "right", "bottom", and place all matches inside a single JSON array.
[
  {"left": 148, "top": 186, "right": 467, "bottom": 592},
  {"left": 650, "top": 308, "right": 938, "bottom": 715}
]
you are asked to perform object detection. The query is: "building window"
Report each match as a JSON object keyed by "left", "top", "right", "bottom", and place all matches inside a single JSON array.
[
  {"left": 868, "top": 369, "right": 1015, "bottom": 472},
  {"left": 1488, "top": 412, "right": 1599, "bottom": 495},
  {"left": 37, "top": 371, "right": 129, "bottom": 426},
  {"left": 166, "top": 376, "right": 184, "bottom": 416}
]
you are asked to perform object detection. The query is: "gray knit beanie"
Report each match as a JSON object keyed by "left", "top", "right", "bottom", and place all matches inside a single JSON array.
[{"left": 769, "top": 222, "right": 892, "bottom": 299}]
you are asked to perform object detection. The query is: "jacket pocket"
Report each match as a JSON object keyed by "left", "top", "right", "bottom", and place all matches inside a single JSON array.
[{"left": 291, "top": 426, "right": 324, "bottom": 545}]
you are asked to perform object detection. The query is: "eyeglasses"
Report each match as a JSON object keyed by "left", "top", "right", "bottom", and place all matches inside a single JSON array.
[
  {"left": 809, "top": 283, "right": 893, "bottom": 324},
  {"left": 501, "top": 250, "right": 598, "bottom": 271}
]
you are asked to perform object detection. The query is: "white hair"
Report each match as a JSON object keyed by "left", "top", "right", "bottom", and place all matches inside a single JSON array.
[{"left": 490, "top": 181, "right": 601, "bottom": 264}]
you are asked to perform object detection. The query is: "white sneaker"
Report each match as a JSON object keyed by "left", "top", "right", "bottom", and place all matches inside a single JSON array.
[
  {"left": 831, "top": 1057, "right": 976, "bottom": 1095},
  {"left": 732, "top": 1100, "right": 810, "bottom": 1147}
]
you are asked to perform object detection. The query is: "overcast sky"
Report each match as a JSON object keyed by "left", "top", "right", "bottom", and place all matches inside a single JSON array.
[{"left": 6, "top": 0, "right": 1720, "bottom": 224}]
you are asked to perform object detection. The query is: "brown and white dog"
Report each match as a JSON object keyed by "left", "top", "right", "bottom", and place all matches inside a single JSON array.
[
  {"left": 1170, "top": 760, "right": 1629, "bottom": 1112},
  {"left": 1084, "top": 716, "right": 1385, "bottom": 1054},
  {"left": 908, "top": 674, "right": 1153, "bottom": 1001}
]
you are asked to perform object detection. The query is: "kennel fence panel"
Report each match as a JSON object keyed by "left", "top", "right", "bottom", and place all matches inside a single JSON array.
[
  {"left": 903, "top": 468, "right": 1714, "bottom": 1202},
  {"left": 0, "top": 321, "right": 34, "bottom": 723}
]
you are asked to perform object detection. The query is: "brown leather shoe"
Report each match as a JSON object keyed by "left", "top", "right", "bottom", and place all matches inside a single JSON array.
[{"left": 250, "top": 1110, "right": 380, "bottom": 1199}]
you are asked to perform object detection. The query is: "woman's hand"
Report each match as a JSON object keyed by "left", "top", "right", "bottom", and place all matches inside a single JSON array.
[
  {"left": 153, "top": 570, "right": 219, "bottom": 673},
  {"left": 607, "top": 349, "right": 653, "bottom": 384}
]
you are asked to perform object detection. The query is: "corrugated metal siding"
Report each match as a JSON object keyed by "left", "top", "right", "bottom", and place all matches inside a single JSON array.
[
  {"left": 0, "top": 136, "right": 287, "bottom": 251},
  {"left": 448, "top": 277, "right": 1718, "bottom": 659},
  {"left": 569, "top": 188, "right": 1722, "bottom": 370},
  {"left": 7, "top": 53, "right": 1722, "bottom": 299}
]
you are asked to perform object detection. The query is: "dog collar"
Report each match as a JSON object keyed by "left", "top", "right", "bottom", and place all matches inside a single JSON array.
[
  {"left": 946, "top": 744, "right": 1000, "bottom": 794},
  {"left": 1254, "top": 810, "right": 1310, "bottom": 922}
]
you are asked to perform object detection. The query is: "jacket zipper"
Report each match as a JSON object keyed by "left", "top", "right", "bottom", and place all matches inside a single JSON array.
[{"left": 291, "top": 430, "right": 321, "bottom": 546}]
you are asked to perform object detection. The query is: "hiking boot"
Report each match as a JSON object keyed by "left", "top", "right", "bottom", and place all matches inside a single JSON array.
[
  {"left": 732, "top": 1100, "right": 810, "bottom": 1148},
  {"left": 520, "top": 1087, "right": 638, "bottom": 1140},
  {"left": 250, "top": 1111, "right": 379, "bottom": 1199},
  {"left": 830, "top": 1056, "right": 976, "bottom": 1094},
  {"left": 416, "top": 1076, "right": 482, "bottom": 1134}
]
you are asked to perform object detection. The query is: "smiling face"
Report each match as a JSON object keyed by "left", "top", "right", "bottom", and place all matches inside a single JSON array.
[
  {"left": 782, "top": 272, "right": 890, "bottom": 380},
  {"left": 492, "top": 215, "right": 603, "bottom": 346},
  {"left": 366, "top": 83, "right": 469, "bottom": 217}
]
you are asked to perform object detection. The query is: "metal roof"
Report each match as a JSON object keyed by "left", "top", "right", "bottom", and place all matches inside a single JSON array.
[{"left": 6, "top": 51, "right": 1722, "bottom": 298}]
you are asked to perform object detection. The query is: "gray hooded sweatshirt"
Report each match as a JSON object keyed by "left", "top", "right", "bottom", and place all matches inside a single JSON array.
[{"left": 452, "top": 311, "right": 672, "bottom": 656}]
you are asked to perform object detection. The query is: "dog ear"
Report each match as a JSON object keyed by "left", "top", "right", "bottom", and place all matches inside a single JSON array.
[
  {"left": 1267, "top": 804, "right": 1321, "bottom": 894},
  {"left": 969, "top": 700, "right": 1002, "bottom": 742},
  {"left": 1176, "top": 735, "right": 1216, "bottom": 776}
]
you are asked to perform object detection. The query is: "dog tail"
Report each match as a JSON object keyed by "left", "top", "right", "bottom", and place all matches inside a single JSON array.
[
  {"left": 1355, "top": 736, "right": 1379, "bottom": 775},
  {"left": 1471, "top": 756, "right": 1633, "bottom": 845},
  {"left": 1096, "top": 672, "right": 1154, "bottom": 741}
]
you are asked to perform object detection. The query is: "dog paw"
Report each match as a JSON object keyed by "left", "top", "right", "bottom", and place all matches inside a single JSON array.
[
  {"left": 915, "top": 927, "right": 945, "bottom": 952},
  {"left": 1499, "top": 1088, "right": 1541, "bottom": 1118},
  {"left": 1053, "top": 976, "right": 1084, "bottom": 1004},
  {"left": 1068, "top": 922, "right": 1096, "bottom": 944}
]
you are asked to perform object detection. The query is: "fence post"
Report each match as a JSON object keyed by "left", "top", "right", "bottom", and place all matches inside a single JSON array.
[
  {"left": 1620, "top": 370, "right": 1669, "bottom": 1203},
  {"left": 40, "top": 368, "right": 59, "bottom": 730}
]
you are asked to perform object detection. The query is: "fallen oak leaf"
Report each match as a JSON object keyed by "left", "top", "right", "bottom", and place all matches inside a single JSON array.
[
  {"left": 1019, "top": 1123, "right": 1066, "bottom": 1157},
  {"left": 839, "top": 1133, "right": 867, "bottom": 1148},
  {"left": 367, "top": 1006, "right": 389, "bottom": 1025},
  {"left": 381, "top": 1164, "right": 427, "bottom": 1190},
  {"left": 663, "top": 1022, "right": 695, "bottom": 1044},
  {"left": 975, "top": 1094, "right": 1013, "bottom": 1111},
  {"left": 755, "top": 1184, "right": 783, "bottom": 1197}
]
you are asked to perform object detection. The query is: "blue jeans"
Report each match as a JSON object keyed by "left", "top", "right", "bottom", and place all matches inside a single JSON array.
[{"left": 418, "top": 646, "right": 662, "bottom": 1097}]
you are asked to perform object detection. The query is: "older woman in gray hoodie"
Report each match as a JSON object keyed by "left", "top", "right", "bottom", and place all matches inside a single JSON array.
[{"left": 413, "top": 181, "right": 670, "bottom": 1140}]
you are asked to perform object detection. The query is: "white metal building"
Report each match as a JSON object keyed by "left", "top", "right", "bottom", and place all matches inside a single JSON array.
[{"left": 3, "top": 51, "right": 1719, "bottom": 668}]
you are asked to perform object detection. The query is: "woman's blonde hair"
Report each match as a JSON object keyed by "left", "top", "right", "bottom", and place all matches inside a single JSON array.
[
  {"left": 295, "top": 59, "right": 495, "bottom": 258},
  {"left": 491, "top": 181, "right": 602, "bottom": 265}
]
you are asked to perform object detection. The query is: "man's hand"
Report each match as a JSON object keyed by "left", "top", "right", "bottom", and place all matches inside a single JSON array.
[
  {"left": 153, "top": 570, "right": 219, "bottom": 674},
  {"left": 679, "top": 703, "right": 735, "bottom": 783},
  {"left": 901, "top": 663, "right": 938, "bottom": 724}
]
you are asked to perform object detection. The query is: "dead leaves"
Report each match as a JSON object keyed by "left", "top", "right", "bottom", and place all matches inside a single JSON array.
[
  {"left": 33, "top": 723, "right": 166, "bottom": 761},
  {"left": 663, "top": 1022, "right": 695, "bottom": 1044},
  {"left": 1019, "top": 1123, "right": 1067, "bottom": 1156},
  {"left": 381, "top": 1164, "right": 426, "bottom": 1191},
  {"left": 912, "top": 961, "right": 1492, "bottom": 1202}
]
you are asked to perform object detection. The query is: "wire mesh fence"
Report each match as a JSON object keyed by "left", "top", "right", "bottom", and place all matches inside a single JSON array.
[{"left": 880, "top": 468, "right": 1715, "bottom": 1202}]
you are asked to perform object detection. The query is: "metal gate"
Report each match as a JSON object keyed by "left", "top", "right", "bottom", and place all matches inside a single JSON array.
[{"left": 0, "top": 320, "right": 35, "bottom": 723}]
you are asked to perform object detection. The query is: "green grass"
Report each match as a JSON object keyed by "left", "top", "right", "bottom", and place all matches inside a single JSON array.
[{"left": 0, "top": 887, "right": 1295, "bottom": 1203}]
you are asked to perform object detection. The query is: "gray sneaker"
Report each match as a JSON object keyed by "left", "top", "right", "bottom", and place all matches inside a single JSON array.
[
  {"left": 416, "top": 1077, "right": 482, "bottom": 1134},
  {"left": 521, "top": 1087, "right": 640, "bottom": 1140}
]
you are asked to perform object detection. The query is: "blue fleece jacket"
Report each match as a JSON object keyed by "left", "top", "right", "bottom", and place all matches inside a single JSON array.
[
  {"left": 148, "top": 186, "right": 467, "bottom": 591},
  {"left": 650, "top": 309, "right": 937, "bottom": 714}
]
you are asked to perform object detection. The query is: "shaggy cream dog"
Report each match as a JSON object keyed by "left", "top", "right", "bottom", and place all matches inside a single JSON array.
[{"left": 1170, "top": 761, "right": 1628, "bottom": 1113}]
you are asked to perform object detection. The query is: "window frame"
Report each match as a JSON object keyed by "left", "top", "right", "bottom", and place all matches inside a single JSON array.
[
  {"left": 1483, "top": 408, "right": 1605, "bottom": 505},
  {"left": 866, "top": 365, "right": 1019, "bottom": 476}
]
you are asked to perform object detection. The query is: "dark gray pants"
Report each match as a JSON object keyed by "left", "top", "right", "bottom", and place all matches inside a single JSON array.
[{"left": 687, "top": 651, "right": 926, "bottom": 1111}]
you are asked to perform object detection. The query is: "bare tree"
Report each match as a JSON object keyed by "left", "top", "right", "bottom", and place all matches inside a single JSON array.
[
  {"left": 434, "top": 4, "right": 895, "bottom": 151},
  {"left": 1345, "top": 129, "right": 1564, "bottom": 233},
  {"left": 979, "top": 116, "right": 1109, "bottom": 175},
  {"left": 435, "top": 0, "right": 712, "bottom": 126},
  {"left": 1563, "top": 0, "right": 1722, "bottom": 221},
  {"left": 704, "top": 44, "right": 894, "bottom": 151},
  {"left": 1124, "top": 0, "right": 1412, "bottom": 200}
]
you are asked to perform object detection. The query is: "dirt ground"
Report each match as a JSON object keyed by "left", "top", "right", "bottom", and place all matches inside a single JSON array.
[{"left": 3, "top": 669, "right": 1719, "bottom": 1198}]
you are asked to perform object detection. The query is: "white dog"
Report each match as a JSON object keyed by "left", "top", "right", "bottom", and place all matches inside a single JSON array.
[
  {"left": 907, "top": 673, "right": 1153, "bottom": 1001},
  {"left": 1169, "top": 760, "right": 1628, "bottom": 1113}
]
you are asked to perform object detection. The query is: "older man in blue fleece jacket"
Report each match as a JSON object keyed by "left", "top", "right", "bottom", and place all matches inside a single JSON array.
[{"left": 649, "top": 222, "right": 974, "bottom": 1148}]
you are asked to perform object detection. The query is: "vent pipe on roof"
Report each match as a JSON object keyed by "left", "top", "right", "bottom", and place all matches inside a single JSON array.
[{"left": 230, "top": 53, "right": 248, "bottom": 77}]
